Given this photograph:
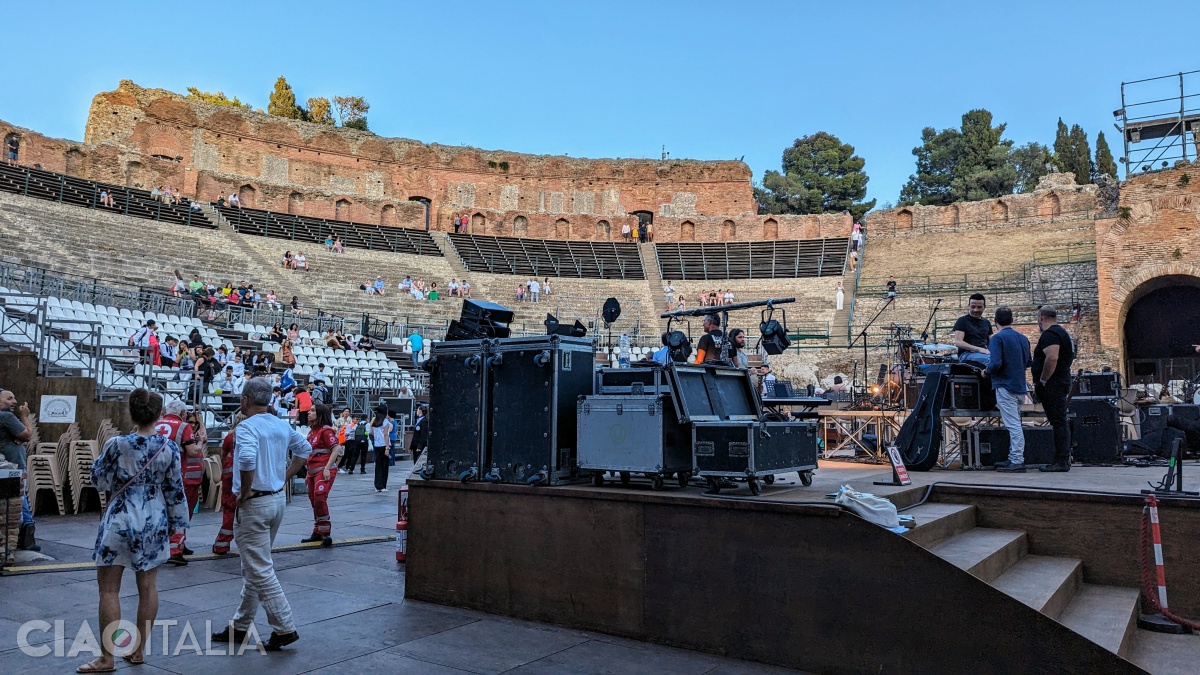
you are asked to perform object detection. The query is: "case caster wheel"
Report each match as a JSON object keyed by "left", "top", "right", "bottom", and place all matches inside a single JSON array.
[
  {"left": 650, "top": 475, "right": 664, "bottom": 491},
  {"left": 748, "top": 478, "right": 762, "bottom": 496},
  {"left": 763, "top": 474, "right": 775, "bottom": 485},
  {"left": 799, "top": 470, "right": 813, "bottom": 486},
  {"left": 704, "top": 477, "right": 721, "bottom": 494},
  {"left": 677, "top": 472, "right": 690, "bottom": 488},
  {"left": 591, "top": 472, "right": 604, "bottom": 487},
  {"left": 619, "top": 471, "right": 631, "bottom": 486}
]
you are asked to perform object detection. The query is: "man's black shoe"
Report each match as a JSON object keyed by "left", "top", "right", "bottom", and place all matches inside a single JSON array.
[
  {"left": 300, "top": 534, "right": 323, "bottom": 544},
  {"left": 1039, "top": 463, "right": 1071, "bottom": 472},
  {"left": 995, "top": 462, "right": 1026, "bottom": 473},
  {"left": 166, "top": 553, "right": 188, "bottom": 566},
  {"left": 211, "top": 626, "right": 248, "bottom": 644},
  {"left": 263, "top": 631, "right": 300, "bottom": 651},
  {"left": 181, "top": 545, "right": 194, "bottom": 556},
  {"left": 321, "top": 536, "right": 333, "bottom": 547}
]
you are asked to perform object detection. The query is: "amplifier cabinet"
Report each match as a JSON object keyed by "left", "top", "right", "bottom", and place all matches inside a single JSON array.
[
  {"left": 427, "top": 339, "right": 490, "bottom": 481},
  {"left": 1137, "top": 404, "right": 1199, "bottom": 455},
  {"left": 577, "top": 395, "right": 692, "bottom": 485},
  {"left": 945, "top": 376, "right": 996, "bottom": 412},
  {"left": 968, "top": 426, "right": 1056, "bottom": 468},
  {"left": 1076, "top": 372, "right": 1121, "bottom": 398},
  {"left": 1069, "top": 398, "right": 1122, "bottom": 465},
  {"left": 692, "top": 420, "right": 818, "bottom": 481},
  {"left": 489, "top": 335, "right": 595, "bottom": 485}
]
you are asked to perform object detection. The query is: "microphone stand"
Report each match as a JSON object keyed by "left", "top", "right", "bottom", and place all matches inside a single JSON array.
[
  {"left": 848, "top": 296, "right": 893, "bottom": 405},
  {"left": 920, "top": 298, "right": 943, "bottom": 343}
]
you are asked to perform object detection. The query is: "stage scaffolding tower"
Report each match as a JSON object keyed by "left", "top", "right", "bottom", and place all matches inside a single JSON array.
[{"left": 1116, "top": 69, "right": 1200, "bottom": 177}]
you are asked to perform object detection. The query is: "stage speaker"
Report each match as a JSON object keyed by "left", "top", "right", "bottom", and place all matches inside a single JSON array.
[
  {"left": 1076, "top": 372, "right": 1121, "bottom": 398},
  {"left": 1136, "top": 404, "right": 1199, "bottom": 456},
  {"left": 1069, "top": 398, "right": 1121, "bottom": 464},
  {"left": 461, "top": 299, "right": 514, "bottom": 326},
  {"left": 975, "top": 426, "right": 1056, "bottom": 466}
]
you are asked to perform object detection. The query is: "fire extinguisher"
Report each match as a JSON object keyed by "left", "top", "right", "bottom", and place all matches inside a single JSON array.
[{"left": 396, "top": 485, "right": 410, "bottom": 563}]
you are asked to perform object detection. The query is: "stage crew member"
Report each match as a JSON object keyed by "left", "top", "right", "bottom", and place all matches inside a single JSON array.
[
  {"left": 694, "top": 314, "right": 729, "bottom": 365},
  {"left": 302, "top": 405, "right": 342, "bottom": 546},
  {"left": 156, "top": 400, "right": 203, "bottom": 566},
  {"left": 211, "top": 413, "right": 245, "bottom": 555},
  {"left": 986, "top": 307, "right": 1032, "bottom": 472},
  {"left": 1033, "top": 306, "right": 1074, "bottom": 472},
  {"left": 953, "top": 293, "right": 993, "bottom": 368}
]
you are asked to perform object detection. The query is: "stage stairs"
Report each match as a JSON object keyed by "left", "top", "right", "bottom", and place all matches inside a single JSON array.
[{"left": 901, "top": 501, "right": 1142, "bottom": 659}]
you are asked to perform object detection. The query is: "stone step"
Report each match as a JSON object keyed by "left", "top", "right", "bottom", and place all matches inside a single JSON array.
[
  {"left": 1057, "top": 584, "right": 1141, "bottom": 658},
  {"left": 899, "top": 503, "right": 977, "bottom": 549},
  {"left": 929, "top": 527, "right": 1027, "bottom": 583},
  {"left": 991, "top": 554, "right": 1083, "bottom": 619}
]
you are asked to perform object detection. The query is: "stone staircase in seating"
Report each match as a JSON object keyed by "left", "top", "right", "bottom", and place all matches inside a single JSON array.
[{"left": 901, "top": 501, "right": 1143, "bottom": 661}]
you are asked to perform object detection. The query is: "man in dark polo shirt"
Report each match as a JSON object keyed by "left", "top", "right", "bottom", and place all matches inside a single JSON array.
[
  {"left": 953, "top": 293, "right": 993, "bottom": 369},
  {"left": 1032, "top": 305, "right": 1075, "bottom": 472}
]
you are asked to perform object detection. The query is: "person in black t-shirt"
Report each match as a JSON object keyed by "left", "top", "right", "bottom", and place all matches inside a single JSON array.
[
  {"left": 1032, "top": 305, "right": 1075, "bottom": 471},
  {"left": 694, "top": 314, "right": 728, "bottom": 365},
  {"left": 886, "top": 277, "right": 897, "bottom": 299},
  {"left": 953, "top": 293, "right": 993, "bottom": 369}
]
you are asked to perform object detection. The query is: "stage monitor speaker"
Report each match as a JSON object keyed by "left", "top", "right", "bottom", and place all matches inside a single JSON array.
[
  {"left": 461, "top": 299, "right": 515, "bottom": 326},
  {"left": 975, "top": 426, "right": 1056, "bottom": 466},
  {"left": 1136, "top": 404, "right": 1199, "bottom": 456},
  {"left": 1069, "top": 398, "right": 1121, "bottom": 464},
  {"left": 1076, "top": 372, "right": 1121, "bottom": 398}
]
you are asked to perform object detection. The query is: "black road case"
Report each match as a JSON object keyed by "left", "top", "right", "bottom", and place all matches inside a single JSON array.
[
  {"left": 596, "top": 363, "right": 668, "bottom": 396},
  {"left": 426, "top": 339, "right": 490, "bottom": 481},
  {"left": 488, "top": 335, "right": 595, "bottom": 485},
  {"left": 577, "top": 395, "right": 693, "bottom": 489},
  {"left": 692, "top": 420, "right": 819, "bottom": 494}
]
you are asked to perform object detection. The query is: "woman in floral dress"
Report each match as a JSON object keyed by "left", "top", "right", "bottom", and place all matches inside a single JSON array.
[{"left": 78, "top": 389, "right": 190, "bottom": 673}]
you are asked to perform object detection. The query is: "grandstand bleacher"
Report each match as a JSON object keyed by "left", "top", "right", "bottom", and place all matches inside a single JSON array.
[
  {"left": 0, "top": 163, "right": 213, "bottom": 228},
  {"left": 214, "top": 204, "right": 440, "bottom": 256},
  {"left": 654, "top": 237, "right": 849, "bottom": 280},
  {"left": 447, "top": 233, "right": 645, "bottom": 280}
]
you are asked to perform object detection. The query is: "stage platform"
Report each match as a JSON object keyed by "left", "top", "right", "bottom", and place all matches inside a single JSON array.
[{"left": 406, "top": 461, "right": 1200, "bottom": 674}]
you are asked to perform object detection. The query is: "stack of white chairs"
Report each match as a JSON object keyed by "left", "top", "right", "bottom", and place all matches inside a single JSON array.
[
  {"left": 28, "top": 422, "right": 79, "bottom": 515},
  {"left": 69, "top": 419, "right": 116, "bottom": 513}
]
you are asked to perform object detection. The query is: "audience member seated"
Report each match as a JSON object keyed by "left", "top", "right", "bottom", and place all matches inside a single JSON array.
[
  {"left": 356, "top": 335, "right": 376, "bottom": 351},
  {"left": 211, "top": 365, "right": 245, "bottom": 395},
  {"left": 283, "top": 251, "right": 295, "bottom": 269},
  {"left": 266, "top": 290, "right": 281, "bottom": 310},
  {"left": 287, "top": 323, "right": 300, "bottom": 342},
  {"left": 295, "top": 251, "right": 309, "bottom": 270},
  {"left": 448, "top": 279, "right": 459, "bottom": 297},
  {"left": 333, "top": 236, "right": 344, "bottom": 253},
  {"left": 428, "top": 283, "right": 439, "bottom": 301},
  {"left": 279, "top": 339, "right": 296, "bottom": 367},
  {"left": 291, "top": 296, "right": 303, "bottom": 315},
  {"left": 268, "top": 323, "right": 285, "bottom": 342}
]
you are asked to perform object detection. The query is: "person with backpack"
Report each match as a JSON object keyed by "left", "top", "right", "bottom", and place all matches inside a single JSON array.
[
  {"left": 310, "top": 378, "right": 329, "bottom": 407},
  {"left": 129, "top": 320, "right": 157, "bottom": 364},
  {"left": 370, "top": 405, "right": 394, "bottom": 492}
]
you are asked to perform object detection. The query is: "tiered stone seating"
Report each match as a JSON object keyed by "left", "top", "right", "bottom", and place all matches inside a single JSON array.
[
  {"left": 666, "top": 277, "right": 846, "bottom": 340},
  {"left": 0, "top": 163, "right": 213, "bottom": 228},
  {"left": 654, "top": 237, "right": 849, "bottom": 280},
  {"left": 214, "top": 204, "right": 439, "bottom": 256},
  {"left": 448, "top": 233, "right": 645, "bottom": 280}
]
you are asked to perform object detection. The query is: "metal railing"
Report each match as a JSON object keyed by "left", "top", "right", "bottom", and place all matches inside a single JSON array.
[
  {"left": 0, "top": 263, "right": 194, "bottom": 317},
  {"left": 0, "top": 164, "right": 205, "bottom": 227},
  {"left": 216, "top": 303, "right": 345, "bottom": 335},
  {"left": 222, "top": 207, "right": 438, "bottom": 256},
  {"left": 1031, "top": 244, "right": 1098, "bottom": 266},
  {"left": 864, "top": 204, "right": 1096, "bottom": 237}
]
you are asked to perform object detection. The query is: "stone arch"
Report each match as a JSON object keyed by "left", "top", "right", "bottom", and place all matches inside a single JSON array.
[
  {"left": 381, "top": 204, "right": 396, "bottom": 226},
  {"left": 721, "top": 220, "right": 737, "bottom": 240},
  {"left": 471, "top": 212, "right": 486, "bottom": 234},
  {"left": 238, "top": 184, "right": 257, "bottom": 208},
  {"left": 1118, "top": 272, "right": 1200, "bottom": 382},
  {"left": 408, "top": 195, "right": 431, "bottom": 231},
  {"left": 680, "top": 220, "right": 695, "bottom": 241},
  {"left": 763, "top": 218, "right": 778, "bottom": 239},
  {"left": 513, "top": 215, "right": 528, "bottom": 235},
  {"left": 287, "top": 191, "right": 304, "bottom": 215},
  {"left": 1039, "top": 192, "right": 1061, "bottom": 218},
  {"left": 124, "top": 160, "right": 147, "bottom": 189},
  {"left": 597, "top": 220, "right": 611, "bottom": 239},
  {"left": 896, "top": 209, "right": 914, "bottom": 232},
  {"left": 335, "top": 198, "right": 352, "bottom": 221},
  {"left": 145, "top": 131, "right": 183, "bottom": 161},
  {"left": 555, "top": 218, "right": 570, "bottom": 239},
  {"left": 992, "top": 200, "right": 1009, "bottom": 223},
  {"left": 64, "top": 148, "right": 86, "bottom": 176}
]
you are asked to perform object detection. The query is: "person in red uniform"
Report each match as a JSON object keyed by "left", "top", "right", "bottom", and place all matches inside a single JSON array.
[
  {"left": 302, "top": 405, "right": 342, "bottom": 546},
  {"left": 211, "top": 412, "right": 245, "bottom": 555},
  {"left": 155, "top": 400, "right": 202, "bottom": 565}
]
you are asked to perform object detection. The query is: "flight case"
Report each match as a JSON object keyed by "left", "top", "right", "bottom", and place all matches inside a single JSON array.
[{"left": 577, "top": 395, "right": 693, "bottom": 490}]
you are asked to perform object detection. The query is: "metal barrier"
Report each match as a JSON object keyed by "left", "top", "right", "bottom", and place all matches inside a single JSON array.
[
  {"left": 0, "top": 263, "right": 194, "bottom": 317},
  {"left": 218, "top": 303, "right": 345, "bottom": 335}
]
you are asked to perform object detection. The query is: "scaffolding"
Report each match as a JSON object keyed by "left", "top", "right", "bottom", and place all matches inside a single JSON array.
[{"left": 1116, "top": 69, "right": 1200, "bottom": 176}]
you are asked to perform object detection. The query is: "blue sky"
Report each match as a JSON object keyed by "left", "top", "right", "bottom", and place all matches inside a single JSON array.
[{"left": 2, "top": 1, "right": 1195, "bottom": 207}]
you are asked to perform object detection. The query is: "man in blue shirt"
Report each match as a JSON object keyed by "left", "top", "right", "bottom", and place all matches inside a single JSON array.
[
  {"left": 986, "top": 306, "right": 1032, "bottom": 472},
  {"left": 408, "top": 332, "right": 424, "bottom": 368}
]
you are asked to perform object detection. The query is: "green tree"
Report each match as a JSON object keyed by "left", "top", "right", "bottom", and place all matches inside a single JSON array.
[
  {"left": 267, "top": 77, "right": 303, "bottom": 119},
  {"left": 185, "top": 87, "right": 249, "bottom": 109},
  {"left": 1094, "top": 131, "right": 1118, "bottom": 179},
  {"left": 1009, "top": 142, "right": 1052, "bottom": 193},
  {"left": 305, "top": 97, "right": 334, "bottom": 125},
  {"left": 343, "top": 117, "right": 369, "bottom": 131},
  {"left": 332, "top": 96, "right": 370, "bottom": 127},
  {"left": 899, "top": 109, "right": 1014, "bottom": 204},
  {"left": 757, "top": 132, "right": 876, "bottom": 220},
  {"left": 1052, "top": 119, "right": 1092, "bottom": 184}
]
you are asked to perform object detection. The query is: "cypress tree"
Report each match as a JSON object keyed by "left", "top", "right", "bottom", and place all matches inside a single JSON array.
[
  {"left": 267, "top": 77, "right": 303, "bottom": 120},
  {"left": 1094, "top": 131, "right": 1118, "bottom": 179}
]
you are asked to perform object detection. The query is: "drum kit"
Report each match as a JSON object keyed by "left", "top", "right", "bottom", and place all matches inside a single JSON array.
[{"left": 875, "top": 324, "right": 958, "bottom": 408}]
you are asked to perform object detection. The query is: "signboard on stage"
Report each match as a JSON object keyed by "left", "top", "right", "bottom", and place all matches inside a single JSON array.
[
  {"left": 874, "top": 445, "right": 912, "bottom": 486},
  {"left": 39, "top": 395, "right": 77, "bottom": 424}
]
